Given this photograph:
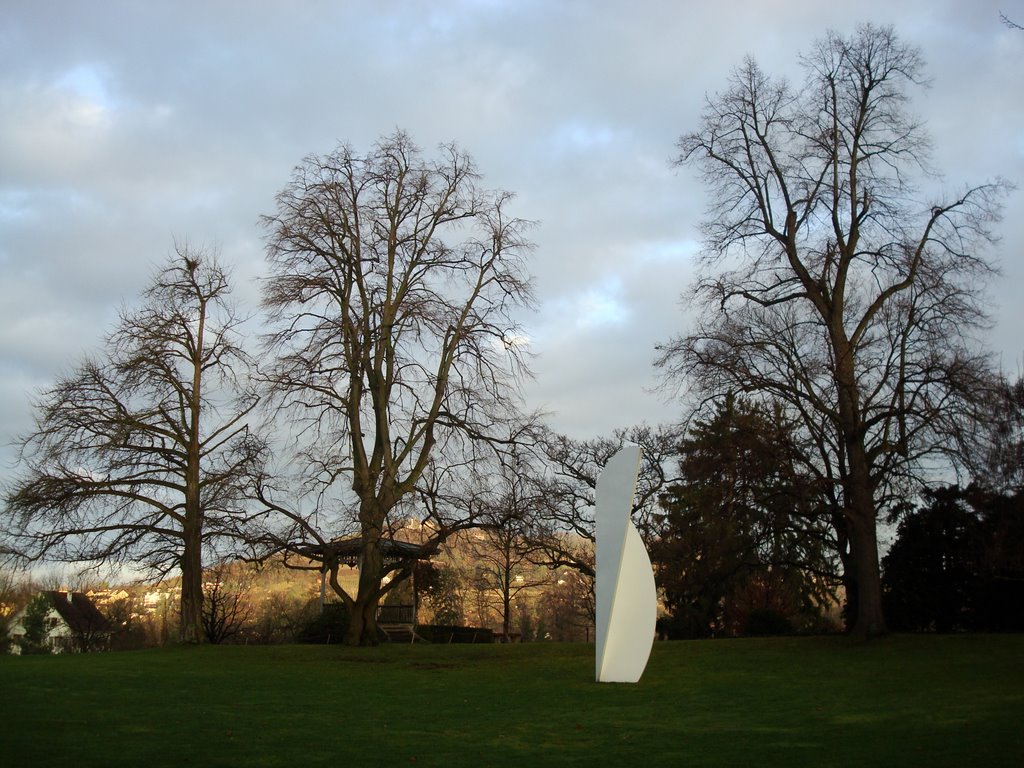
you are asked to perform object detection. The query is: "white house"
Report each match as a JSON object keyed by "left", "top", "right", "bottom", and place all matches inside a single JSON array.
[{"left": 8, "top": 591, "right": 112, "bottom": 654}]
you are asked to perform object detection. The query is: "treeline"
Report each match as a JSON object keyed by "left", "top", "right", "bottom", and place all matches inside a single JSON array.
[{"left": 3, "top": 407, "right": 1021, "bottom": 648}]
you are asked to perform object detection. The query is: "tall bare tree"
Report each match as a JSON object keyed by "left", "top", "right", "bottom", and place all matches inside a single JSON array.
[
  {"left": 3, "top": 247, "right": 263, "bottom": 643},
  {"left": 657, "top": 25, "right": 1010, "bottom": 637},
  {"left": 258, "top": 131, "right": 534, "bottom": 645}
]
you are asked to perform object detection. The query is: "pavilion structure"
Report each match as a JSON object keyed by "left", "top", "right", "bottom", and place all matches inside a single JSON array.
[{"left": 313, "top": 536, "right": 433, "bottom": 643}]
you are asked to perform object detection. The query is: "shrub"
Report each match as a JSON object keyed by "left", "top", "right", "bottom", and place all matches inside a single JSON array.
[
  {"left": 745, "top": 607, "right": 794, "bottom": 637},
  {"left": 296, "top": 603, "right": 351, "bottom": 645}
]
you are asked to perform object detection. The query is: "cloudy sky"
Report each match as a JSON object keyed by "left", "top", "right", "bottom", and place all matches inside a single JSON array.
[{"left": 2, "top": 0, "right": 1022, "bottom": 482}]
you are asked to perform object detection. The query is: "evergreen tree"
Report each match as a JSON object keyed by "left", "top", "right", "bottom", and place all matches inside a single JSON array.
[
  {"left": 654, "top": 396, "right": 837, "bottom": 637},
  {"left": 18, "top": 594, "right": 52, "bottom": 655}
]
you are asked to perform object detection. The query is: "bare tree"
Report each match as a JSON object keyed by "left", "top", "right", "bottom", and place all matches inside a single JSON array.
[
  {"left": 201, "top": 560, "right": 254, "bottom": 644},
  {"left": 258, "top": 131, "right": 535, "bottom": 645},
  {"left": 3, "top": 247, "right": 264, "bottom": 643},
  {"left": 535, "top": 569, "right": 594, "bottom": 642},
  {"left": 657, "top": 25, "right": 1010, "bottom": 637},
  {"left": 464, "top": 452, "right": 549, "bottom": 640}
]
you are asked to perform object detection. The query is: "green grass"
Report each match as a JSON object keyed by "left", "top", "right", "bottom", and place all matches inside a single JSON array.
[{"left": 1, "top": 635, "right": 1022, "bottom": 767}]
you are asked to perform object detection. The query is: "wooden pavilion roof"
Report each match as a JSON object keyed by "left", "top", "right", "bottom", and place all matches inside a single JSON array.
[{"left": 317, "top": 536, "right": 432, "bottom": 568}]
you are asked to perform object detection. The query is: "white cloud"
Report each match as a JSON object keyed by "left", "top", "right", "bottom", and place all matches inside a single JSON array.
[
  {"left": 575, "top": 279, "right": 630, "bottom": 329},
  {"left": 549, "top": 121, "right": 620, "bottom": 154},
  {"left": 0, "top": 83, "right": 111, "bottom": 178},
  {"left": 55, "top": 63, "right": 114, "bottom": 110}
]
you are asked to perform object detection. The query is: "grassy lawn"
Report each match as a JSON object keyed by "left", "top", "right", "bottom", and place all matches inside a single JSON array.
[{"left": 1, "top": 634, "right": 1021, "bottom": 767}]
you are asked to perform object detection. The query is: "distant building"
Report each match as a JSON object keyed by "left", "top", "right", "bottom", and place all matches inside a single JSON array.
[{"left": 8, "top": 591, "right": 112, "bottom": 654}]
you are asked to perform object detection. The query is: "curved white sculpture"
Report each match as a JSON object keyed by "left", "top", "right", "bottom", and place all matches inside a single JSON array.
[{"left": 595, "top": 444, "right": 657, "bottom": 683}]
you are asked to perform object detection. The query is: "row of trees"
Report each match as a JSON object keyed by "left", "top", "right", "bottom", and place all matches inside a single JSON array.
[{"left": 2, "top": 24, "right": 1019, "bottom": 644}]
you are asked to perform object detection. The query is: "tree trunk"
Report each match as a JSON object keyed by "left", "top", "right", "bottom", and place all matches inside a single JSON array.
[
  {"left": 180, "top": 286, "right": 207, "bottom": 644},
  {"left": 346, "top": 537, "right": 384, "bottom": 646},
  {"left": 844, "top": 439, "right": 887, "bottom": 638},
  {"left": 830, "top": 510, "right": 858, "bottom": 629},
  {"left": 502, "top": 582, "right": 512, "bottom": 642},
  {"left": 180, "top": 512, "right": 204, "bottom": 643},
  {"left": 846, "top": 506, "right": 886, "bottom": 638},
  {"left": 346, "top": 596, "right": 380, "bottom": 646},
  {"left": 833, "top": 332, "right": 887, "bottom": 639}
]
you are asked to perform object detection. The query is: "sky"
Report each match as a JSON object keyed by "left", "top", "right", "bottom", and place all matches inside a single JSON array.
[{"left": 1, "top": 0, "right": 1022, "bottom": 487}]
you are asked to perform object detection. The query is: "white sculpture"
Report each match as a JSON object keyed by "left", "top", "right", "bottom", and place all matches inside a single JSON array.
[{"left": 595, "top": 443, "right": 657, "bottom": 683}]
